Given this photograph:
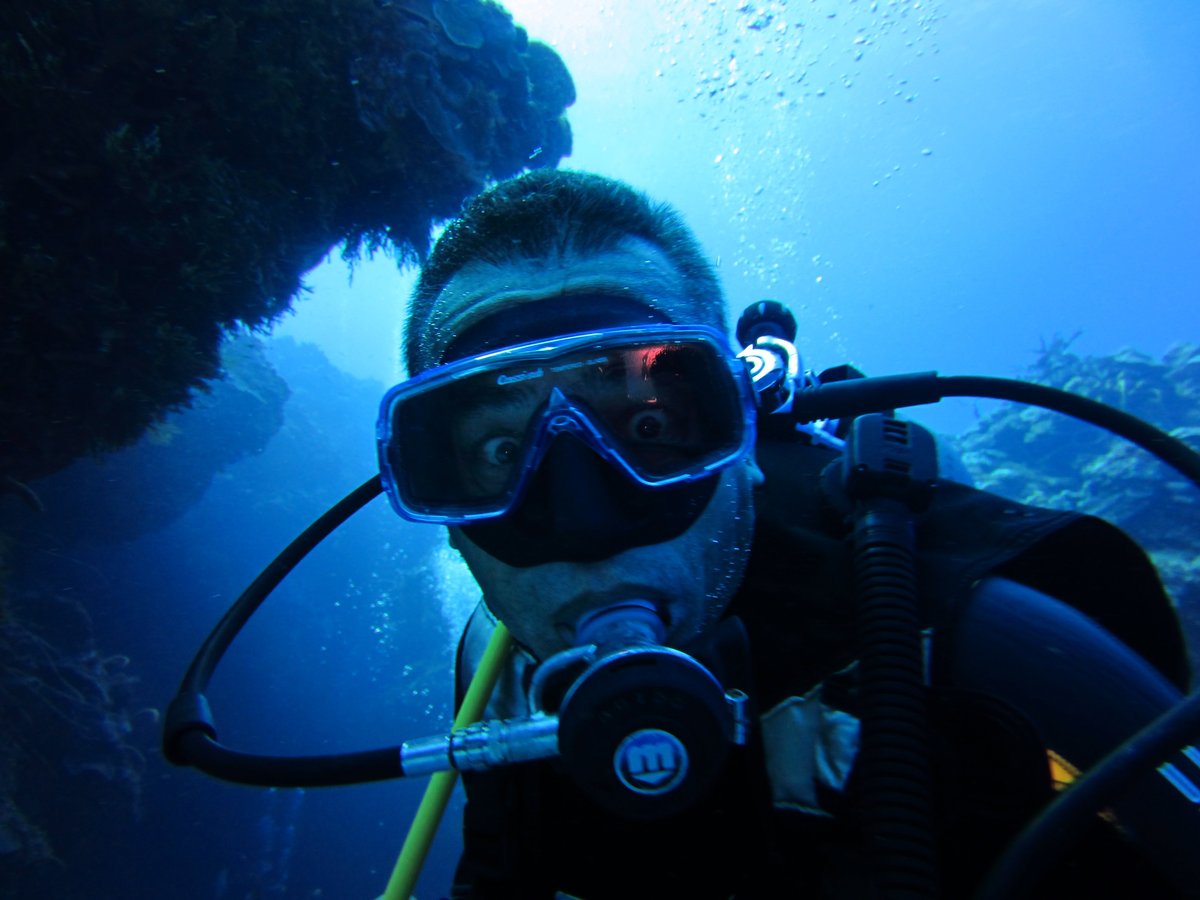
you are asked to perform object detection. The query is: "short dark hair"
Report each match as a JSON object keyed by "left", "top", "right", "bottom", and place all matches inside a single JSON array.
[{"left": 404, "top": 169, "right": 724, "bottom": 374}]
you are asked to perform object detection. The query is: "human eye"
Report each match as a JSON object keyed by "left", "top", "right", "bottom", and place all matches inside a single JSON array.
[
  {"left": 622, "top": 404, "right": 694, "bottom": 446},
  {"left": 456, "top": 431, "right": 523, "bottom": 497},
  {"left": 626, "top": 407, "right": 673, "bottom": 442},
  {"left": 451, "top": 386, "right": 537, "bottom": 495},
  {"left": 616, "top": 404, "right": 703, "bottom": 475},
  {"left": 478, "top": 434, "right": 521, "bottom": 466}
]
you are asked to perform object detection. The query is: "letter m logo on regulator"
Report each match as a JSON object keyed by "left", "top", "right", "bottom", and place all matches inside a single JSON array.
[{"left": 614, "top": 728, "right": 689, "bottom": 795}]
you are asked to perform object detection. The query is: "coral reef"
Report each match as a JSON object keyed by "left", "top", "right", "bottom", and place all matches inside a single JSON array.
[
  {"left": 0, "top": 592, "right": 149, "bottom": 874},
  {"left": 957, "top": 338, "right": 1200, "bottom": 663},
  {"left": 0, "top": 0, "right": 574, "bottom": 484}
]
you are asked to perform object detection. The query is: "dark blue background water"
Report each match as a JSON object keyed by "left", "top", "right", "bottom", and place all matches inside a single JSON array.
[
  {"left": 3, "top": 339, "right": 465, "bottom": 898},
  {"left": 3, "top": 1, "right": 1198, "bottom": 898}
]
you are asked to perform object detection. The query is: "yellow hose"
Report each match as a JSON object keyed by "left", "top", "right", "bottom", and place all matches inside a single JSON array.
[{"left": 380, "top": 622, "right": 512, "bottom": 900}]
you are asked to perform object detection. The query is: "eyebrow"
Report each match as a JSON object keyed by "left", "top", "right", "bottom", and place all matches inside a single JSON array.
[{"left": 456, "top": 380, "right": 541, "bottom": 415}]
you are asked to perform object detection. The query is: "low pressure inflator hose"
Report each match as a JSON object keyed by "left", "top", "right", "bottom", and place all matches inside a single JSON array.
[{"left": 842, "top": 414, "right": 940, "bottom": 900}]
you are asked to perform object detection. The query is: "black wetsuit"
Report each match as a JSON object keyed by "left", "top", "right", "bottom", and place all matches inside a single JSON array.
[{"left": 451, "top": 432, "right": 1196, "bottom": 898}]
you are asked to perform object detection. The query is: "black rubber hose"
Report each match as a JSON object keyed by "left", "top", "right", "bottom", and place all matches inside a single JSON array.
[
  {"left": 854, "top": 500, "right": 939, "bottom": 900},
  {"left": 179, "top": 474, "right": 382, "bottom": 695},
  {"left": 936, "top": 376, "right": 1200, "bottom": 489},
  {"left": 790, "top": 373, "right": 1200, "bottom": 492},
  {"left": 975, "top": 689, "right": 1200, "bottom": 899},
  {"left": 163, "top": 475, "right": 388, "bottom": 783},
  {"left": 175, "top": 730, "right": 405, "bottom": 787}
]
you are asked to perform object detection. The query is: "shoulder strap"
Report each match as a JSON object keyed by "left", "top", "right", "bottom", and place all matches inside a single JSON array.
[{"left": 745, "top": 435, "right": 1190, "bottom": 691}]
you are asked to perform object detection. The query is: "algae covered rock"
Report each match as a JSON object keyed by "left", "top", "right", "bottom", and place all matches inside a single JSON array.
[
  {"left": 4, "top": 334, "right": 290, "bottom": 545},
  {"left": 0, "top": 0, "right": 574, "bottom": 484},
  {"left": 958, "top": 339, "right": 1200, "bottom": 660}
]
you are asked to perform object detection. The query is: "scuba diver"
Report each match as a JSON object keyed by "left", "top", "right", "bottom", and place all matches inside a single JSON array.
[{"left": 165, "top": 169, "right": 1200, "bottom": 898}]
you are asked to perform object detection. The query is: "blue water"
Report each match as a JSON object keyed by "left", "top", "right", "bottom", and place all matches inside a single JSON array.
[
  {"left": 4, "top": 1, "right": 1198, "bottom": 898},
  {"left": 285, "top": 0, "right": 1200, "bottom": 435},
  {"left": 3, "top": 339, "right": 460, "bottom": 898}
]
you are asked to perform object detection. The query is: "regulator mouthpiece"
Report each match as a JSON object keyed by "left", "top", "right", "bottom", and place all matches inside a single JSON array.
[
  {"left": 572, "top": 599, "right": 666, "bottom": 650},
  {"left": 552, "top": 600, "right": 746, "bottom": 819}
]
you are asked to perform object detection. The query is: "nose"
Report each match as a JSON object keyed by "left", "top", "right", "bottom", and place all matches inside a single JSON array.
[
  {"left": 532, "top": 431, "right": 641, "bottom": 548},
  {"left": 457, "top": 430, "right": 719, "bottom": 568}
]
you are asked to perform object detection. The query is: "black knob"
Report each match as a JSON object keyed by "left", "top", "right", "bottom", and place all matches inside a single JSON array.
[
  {"left": 556, "top": 647, "right": 731, "bottom": 819},
  {"left": 736, "top": 300, "right": 798, "bottom": 345}
]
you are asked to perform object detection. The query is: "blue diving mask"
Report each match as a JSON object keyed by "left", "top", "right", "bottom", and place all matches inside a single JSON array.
[{"left": 377, "top": 325, "right": 757, "bottom": 525}]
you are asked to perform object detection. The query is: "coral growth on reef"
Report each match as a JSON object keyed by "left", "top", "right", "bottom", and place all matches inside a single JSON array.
[
  {"left": 958, "top": 338, "right": 1200, "bottom": 660},
  {"left": 0, "top": 0, "right": 574, "bottom": 484},
  {"left": 0, "top": 593, "right": 149, "bottom": 872}
]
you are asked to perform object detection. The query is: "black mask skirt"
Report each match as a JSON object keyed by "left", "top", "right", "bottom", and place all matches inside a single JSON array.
[{"left": 460, "top": 432, "right": 719, "bottom": 568}]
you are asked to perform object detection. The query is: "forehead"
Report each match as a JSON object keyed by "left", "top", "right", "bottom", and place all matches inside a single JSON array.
[{"left": 436, "top": 238, "right": 690, "bottom": 336}]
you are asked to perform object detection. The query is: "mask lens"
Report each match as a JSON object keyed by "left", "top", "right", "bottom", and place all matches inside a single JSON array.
[
  {"left": 386, "top": 380, "right": 531, "bottom": 516},
  {"left": 584, "top": 341, "right": 741, "bottom": 476},
  {"left": 378, "top": 328, "right": 752, "bottom": 522}
]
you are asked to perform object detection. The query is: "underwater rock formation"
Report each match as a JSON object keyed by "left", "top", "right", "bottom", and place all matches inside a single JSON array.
[
  {"left": 0, "top": 336, "right": 451, "bottom": 895},
  {"left": 0, "top": 0, "right": 574, "bottom": 484},
  {"left": 957, "top": 338, "right": 1200, "bottom": 662},
  {"left": 0, "top": 592, "right": 149, "bottom": 879},
  {"left": 3, "top": 335, "right": 290, "bottom": 546}
]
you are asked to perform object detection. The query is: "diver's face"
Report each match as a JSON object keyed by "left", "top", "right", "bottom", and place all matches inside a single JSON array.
[{"left": 438, "top": 240, "right": 761, "bottom": 661}]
